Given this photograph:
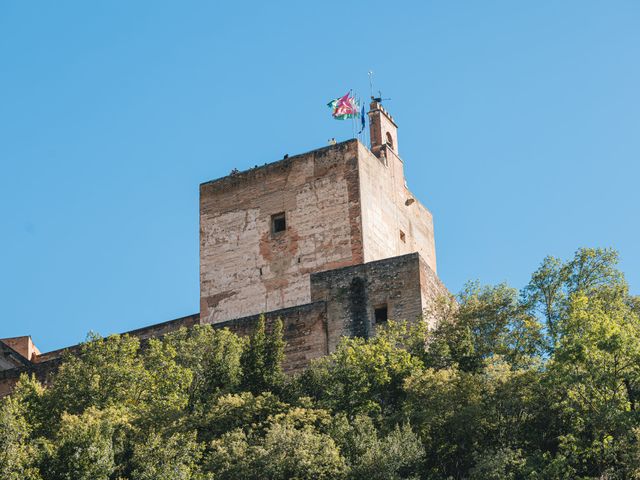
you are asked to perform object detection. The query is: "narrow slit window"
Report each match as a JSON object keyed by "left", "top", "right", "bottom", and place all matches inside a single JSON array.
[
  {"left": 271, "top": 212, "right": 286, "bottom": 234},
  {"left": 374, "top": 305, "right": 388, "bottom": 324},
  {"left": 399, "top": 230, "right": 406, "bottom": 243}
]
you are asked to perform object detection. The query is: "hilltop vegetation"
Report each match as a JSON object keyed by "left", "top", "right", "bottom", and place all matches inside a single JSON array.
[{"left": 2, "top": 248, "right": 640, "bottom": 479}]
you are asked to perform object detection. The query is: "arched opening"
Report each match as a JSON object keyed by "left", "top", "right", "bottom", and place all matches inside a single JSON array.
[{"left": 386, "top": 132, "right": 394, "bottom": 150}]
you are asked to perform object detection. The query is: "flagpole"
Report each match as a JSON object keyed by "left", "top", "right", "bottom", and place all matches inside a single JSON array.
[
  {"left": 353, "top": 90, "right": 357, "bottom": 140},
  {"left": 351, "top": 89, "right": 355, "bottom": 140},
  {"left": 354, "top": 92, "right": 358, "bottom": 140}
]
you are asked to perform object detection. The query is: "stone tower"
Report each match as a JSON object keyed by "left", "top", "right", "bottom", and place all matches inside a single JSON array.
[{"left": 199, "top": 100, "right": 440, "bottom": 326}]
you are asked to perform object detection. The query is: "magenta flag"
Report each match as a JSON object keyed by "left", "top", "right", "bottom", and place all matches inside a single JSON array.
[{"left": 327, "top": 92, "right": 359, "bottom": 120}]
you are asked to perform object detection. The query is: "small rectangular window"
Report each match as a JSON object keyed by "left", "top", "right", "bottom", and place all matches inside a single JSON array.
[
  {"left": 399, "top": 230, "right": 406, "bottom": 243},
  {"left": 271, "top": 212, "right": 286, "bottom": 234},
  {"left": 374, "top": 305, "right": 388, "bottom": 324}
]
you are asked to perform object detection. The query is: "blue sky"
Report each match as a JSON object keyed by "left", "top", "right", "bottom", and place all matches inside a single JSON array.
[{"left": 1, "top": 1, "right": 638, "bottom": 352}]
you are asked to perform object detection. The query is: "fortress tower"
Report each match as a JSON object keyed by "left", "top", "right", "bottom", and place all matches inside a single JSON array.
[
  {"left": 0, "top": 100, "right": 447, "bottom": 395},
  {"left": 200, "top": 100, "right": 439, "bottom": 325},
  {"left": 196, "top": 100, "right": 446, "bottom": 367}
]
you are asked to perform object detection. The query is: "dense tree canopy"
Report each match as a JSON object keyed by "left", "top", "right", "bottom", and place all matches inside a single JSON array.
[{"left": 2, "top": 248, "right": 639, "bottom": 479}]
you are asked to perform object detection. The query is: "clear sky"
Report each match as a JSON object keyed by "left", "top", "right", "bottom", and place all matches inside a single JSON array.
[{"left": 1, "top": 1, "right": 638, "bottom": 352}]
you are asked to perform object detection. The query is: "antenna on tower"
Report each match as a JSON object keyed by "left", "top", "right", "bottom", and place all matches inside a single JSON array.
[
  {"left": 373, "top": 90, "right": 392, "bottom": 104},
  {"left": 369, "top": 72, "right": 391, "bottom": 104}
]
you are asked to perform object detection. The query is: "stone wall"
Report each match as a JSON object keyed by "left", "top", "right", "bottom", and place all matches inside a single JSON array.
[
  {"left": 418, "top": 255, "right": 450, "bottom": 327},
  {"left": 200, "top": 140, "right": 364, "bottom": 324},
  {"left": 0, "top": 336, "right": 40, "bottom": 361},
  {"left": 0, "top": 375, "right": 18, "bottom": 397},
  {"left": 0, "top": 358, "right": 61, "bottom": 398},
  {"left": 357, "top": 142, "right": 437, "bottom": 273},
  {"left": 310, "top": 253, "right": 428, "bottom": 352}
]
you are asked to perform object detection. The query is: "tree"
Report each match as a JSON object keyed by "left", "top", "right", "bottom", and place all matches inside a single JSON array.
[
  {"left": 404, "top": 357, "right": 544, "bottom": 479},
  {"left": 39, "top": 407, "right": 123, "bottom": 480},
  {"left": 194, "top": 391, "right": 287, "bottom": 443},
  {"left": 130, "top": 431, "right": 204, "bottom": 480},
  {"left": 420, "top": 283, "right": 543, "bottom": 372},
  {"left": 331, "top": 414, "right": 424, "bottom": 480},
  {"left": 136, "top": 338, "right": 192, "bottom": 430},
  {"left": 164, "top": 325, "right": 245, "bottom": 409},
  {"left": 523, "top": 248, "right": 626, "bottom": 349},
  {"left": 468, "top": 447, "right": 526, "bottom": 480},
  {"left": 0, "top": 396, "right": 41, "bottom": 480},
  {"left": 2, "top": 247, "right": 638, "bottom": 479},
  {"left": 546, "top": 292, "right": 640, "bottom": 477},
  {"left": 240, "top": 316, "right": 285, "bottom": 394},
  {"left": 205, "top": 422, "right": 348, "bottom": 480},
  {"left": 45, "top": 333, "right": 146, "bottom": 423},
  {"left": 296, "top": 327, "right": 423, "bottom": 417}
]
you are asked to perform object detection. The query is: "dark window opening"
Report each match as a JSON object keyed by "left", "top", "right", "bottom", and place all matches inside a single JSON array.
[
  {"left": 374, "top": 305, "right": 388, "bottom": 324},
  {"left": 271, "top": 212, "right": 286, "bottom": 234},
  {"left": 399, "top": 230, "right": 406, "bottom": 243}
]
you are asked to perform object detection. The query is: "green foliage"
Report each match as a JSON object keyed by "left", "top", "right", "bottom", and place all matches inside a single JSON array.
[
  {"left": 165, "top": 325, "right": 245, "bottom": 409},
  {"left": 205, "top": 421, "right": 348, "bottom": 480},
  {"left": 240, "top": 315, "right": 285, "bottom": 394},
  {"left": 0, "top": 396, "right": 41, "bottom": 480},
  {"left": 136, "top": 338, "right": 193, "bottom": 429},
  {"left": 545, "top": 292, "right": 640, "bottom": 477},
  {"left": 331, "top": 414, "right": 424, "bottom": 479},
  {"left": 130, "top": 431, "right": 204, "bottom": 480},
  {"left": 468, "top": 447, "right": 526, "bottom": 480},
  {"left": 45, "top": 333, "right": 146, "bottom": 421},
  {"left": 524, "top": 247, "right": 625, "bottom": 349},
  {"left": 194, "top": 391, "right": 287, "bottom": 442},
  {"left": 422, "top": 282, "right": 543, "bottom": 371},
  {"left": 296, "top": 325, "right": 423, "bottom": 416},
  {"left": 39, "top": 407, "right": 122, "bottom": 480},
  {"left": 3, "top": 247, "right": 640, "bottom": 479}
]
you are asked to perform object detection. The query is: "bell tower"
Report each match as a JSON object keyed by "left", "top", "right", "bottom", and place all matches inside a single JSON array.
[{"left": 368, "top": 99, "right": 399, "bottom": 159}]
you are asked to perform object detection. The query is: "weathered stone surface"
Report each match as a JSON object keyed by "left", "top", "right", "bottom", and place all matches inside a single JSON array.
[
  {"left": 200, "top": 123, "right": 438, "bottom": 326},
  {"left": 311, "top": 252, "right": 445, "bottom": 352},
  {"left": 200, "top": 140, "right": 364, "bottom": 324},
  {"left": 0, "top": 336, "right": 40, "bottom": 362},
  {"left": 357, "top": 142, "right": 437, "bottom": 273}
]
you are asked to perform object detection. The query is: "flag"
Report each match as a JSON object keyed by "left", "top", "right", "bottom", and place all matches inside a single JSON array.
[
  {"left": 359, "top": 104, "right": 366, "bottom": 133},
  {"left": 327, "top": 92, "right": 359, "bottom": 120}
]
